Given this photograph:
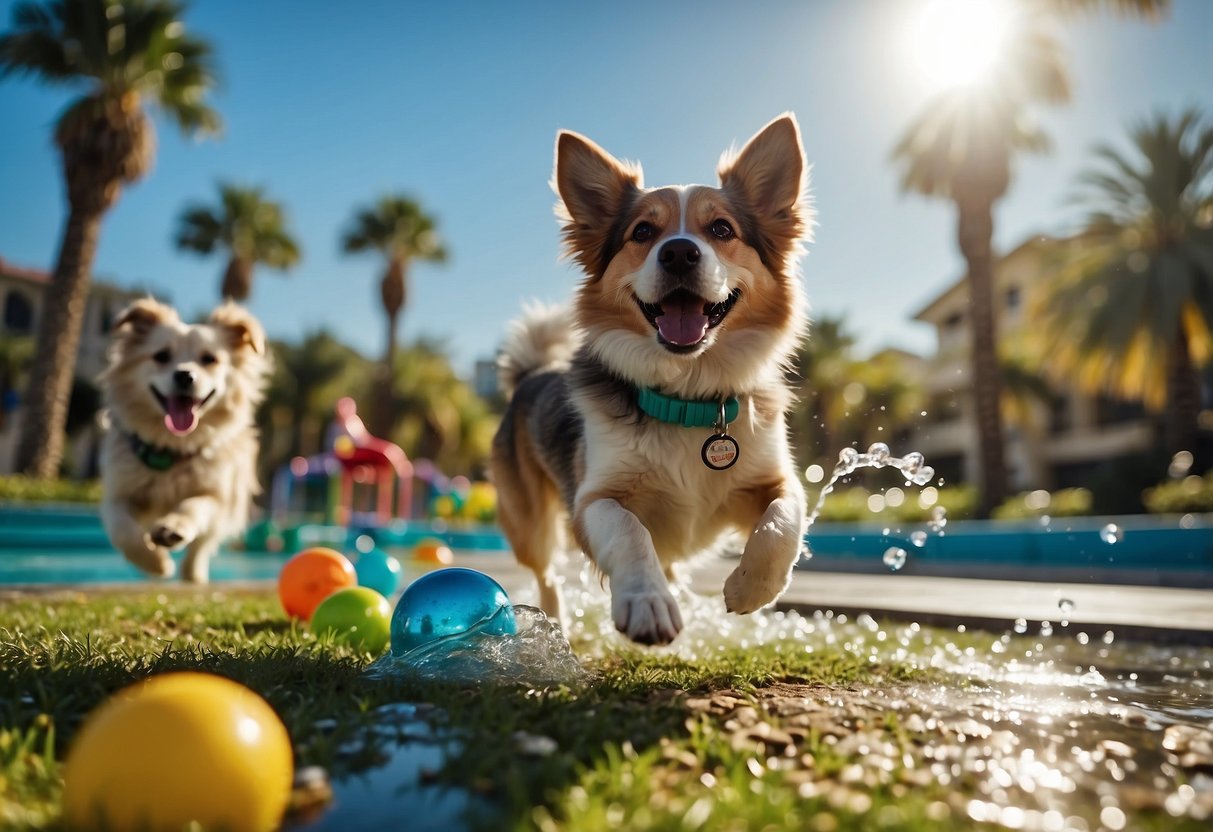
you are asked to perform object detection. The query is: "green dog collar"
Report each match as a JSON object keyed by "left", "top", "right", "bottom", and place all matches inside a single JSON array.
[
  {"left": 635, "top": 388, "right": 740, "bottom": 428},
  {"left": 126, "top": 432, "right": 190, "bottom": 471}
]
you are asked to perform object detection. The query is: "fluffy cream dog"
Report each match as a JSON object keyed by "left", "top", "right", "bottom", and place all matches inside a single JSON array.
[{"left": 99, "top": 298, "right": 270, "bottom": 582}]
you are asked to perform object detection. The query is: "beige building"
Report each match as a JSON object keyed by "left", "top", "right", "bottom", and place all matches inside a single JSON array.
[
  {"left": 0, "top": 257, "right": 142, "bottom": 475},
  {"left": 907, "top": 238, "right": 1154, "bottom": 491}
]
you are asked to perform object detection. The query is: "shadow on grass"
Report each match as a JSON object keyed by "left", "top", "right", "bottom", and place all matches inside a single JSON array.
[{"left": 0, "top": 629, "right": 710, "bottom": 830}]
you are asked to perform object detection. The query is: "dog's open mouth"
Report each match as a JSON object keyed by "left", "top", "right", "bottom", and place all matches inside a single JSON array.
[
  {"left": 636, "top": 287, "right": 741, "bottom": 351},
  {"left": 151, "top": 388, "right": 214, "bottom": 436}
]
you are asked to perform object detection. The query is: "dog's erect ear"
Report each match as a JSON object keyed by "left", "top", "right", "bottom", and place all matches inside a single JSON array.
[
  {"left": 111, "top": 298, "right": 178, "bottom": 339},
  {"left": 718, "top": 114, "right": 810, "bottom": 273},
  {"left": 718, "top": 114, "right": 807, "bottom": 219},
  {"left": 208, "top": 302, "right": 265, "bottom": 355},
  {"left": 553, "top": 131, "right": 644, "bottom": 278}
]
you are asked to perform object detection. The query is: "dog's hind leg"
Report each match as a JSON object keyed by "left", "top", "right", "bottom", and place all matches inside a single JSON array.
[
  {"left": 181, "top": 533, "right": 219, "bottom": 584},
  {"left": 496, "top": 477, "right": 565, "bottom": 625}
]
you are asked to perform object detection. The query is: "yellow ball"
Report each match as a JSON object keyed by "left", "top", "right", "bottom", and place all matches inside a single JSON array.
[{"left": 63, "top": 672, "right": 294, "bottom": 832}]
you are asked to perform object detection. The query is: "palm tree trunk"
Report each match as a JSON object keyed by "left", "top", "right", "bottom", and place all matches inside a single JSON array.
[
  {"left": 15, "top": 205, "right": 104, "bottom": 478},
  {"left": 374, "top": 259, "right": 407, "bottom": 438},
  {"left": 1165, "top": 324, "right": 1201, "bottom": 462},
  {"left": 380, "top": 259, "right": 407, "bottom": 371},
  {"left": 956, "top": 196, "right": 1008, "bottom": 517},
  {"left": 221, "top": 257, "right": 253, "bottom": 301}
]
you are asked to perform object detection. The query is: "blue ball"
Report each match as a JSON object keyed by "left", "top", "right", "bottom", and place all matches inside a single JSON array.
[
  {"left": 390, "top": 567, "right": 516, "bottom": 655},
  {"left": 355, "top": 548, "right": 403, "bottom": 597}
]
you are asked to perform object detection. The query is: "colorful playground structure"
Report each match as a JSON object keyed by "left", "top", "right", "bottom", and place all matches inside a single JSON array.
[{"left": 257, "top": 397, "right": 499, "bottom": 553}]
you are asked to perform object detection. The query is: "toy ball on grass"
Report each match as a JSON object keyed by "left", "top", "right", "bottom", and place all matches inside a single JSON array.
[
  {"left": 311, "top": 586, "right": 392, "bottom": 654},
  {"left": 412, "top": 537, "right": 454, "bottom": 566},
  {"left": 390, "top": 567, "right": 516, "bottom": 654},
  {"left": 355, "top": 547, "right": 403, "bottom": 596},
  {"left": 63, "top": 672, "right": 293, "bottom": 832},
  {"left": 278, "top": 547, "right": 356, "bottom": 621}
]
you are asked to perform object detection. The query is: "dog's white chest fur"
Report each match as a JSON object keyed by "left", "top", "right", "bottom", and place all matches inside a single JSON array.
[{"left": 578, "top": 400, "right": 789, "bottom": 563}]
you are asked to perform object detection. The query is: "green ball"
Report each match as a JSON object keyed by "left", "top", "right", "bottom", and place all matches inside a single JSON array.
[{"left": 310, "top": 587, "right": 392, "bottom": 654}]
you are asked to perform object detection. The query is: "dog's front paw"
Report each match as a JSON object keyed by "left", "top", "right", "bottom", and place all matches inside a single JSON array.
[
  {"left": 612, "top": 585, "right": 683, "bottom": 645},
  {"left": 723, "top": 564, "right": 790, "bottom": 614},
  {"left": 149, "top": 514, "right": 198, "bottom": 550}
]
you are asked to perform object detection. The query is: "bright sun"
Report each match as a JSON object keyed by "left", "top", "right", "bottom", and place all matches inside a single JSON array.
[{"left": 913, "top": 0, "right": 1016, "bottom": 90}]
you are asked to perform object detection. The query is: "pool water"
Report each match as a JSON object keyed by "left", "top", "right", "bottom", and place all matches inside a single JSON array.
[{"left": 0, "top": 504, "right": 504, "bottom": 585}]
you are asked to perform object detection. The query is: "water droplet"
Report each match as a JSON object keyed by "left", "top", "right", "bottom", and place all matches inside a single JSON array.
[
  {"left": 1040, "top": 621, "right": 1053, "bottom": 637},
  {"left": 1102, "top": 630, "right": 1115, "bottom": 644},
  {"left": 867, "top": 443, "right": 890, "bottom": 467},
  {"left": 901, "top": 451, "right": 924, "bottom": 476},
  {"left": 910, "top": 530, "right": 928, "bottom": 548},
  {"left": 1039, "top": 514, "right": 1051, "bottom": 528},
  {"left": 928, "top": 505, "right": 948, "bottom": 533},
  {"left": 911, "top": 465, "right": 936, "bottom": 486},
  {"left": 882, "top": 547, "right": 908, "bottom": 571},
  {"left": 1077, "top": 632, "right": 1089, "bottom": 645},
  {"left": 1100, "top": 524, "right": 1123, "bottom": 545},
  {"left": 804, "top": 464, "right": 824, "bottom": 484},
  {"left": 1058, "top": 598, "right": 1075, "bottom": 615},
  {"left": 837, "top": 447, "right": 859, "bottom": 474},
  {"left": 1013, "top": 618, "right": 1027, "bottom": 634}
]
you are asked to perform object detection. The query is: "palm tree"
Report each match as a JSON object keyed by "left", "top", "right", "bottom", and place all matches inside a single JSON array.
[
  {"left": 341, "top": 196, "right": 447, "bottom": 436},
  {"left": 175, "top": 183, "right": 301, "bottom": 301},
  {"left": 341, "top": 196, "right": 447, "bottom": 373},
  {"left": 382, "top": 339, "right": 496, "bottom": 475},
  {"left": 789, "top": 315, "right": 857, "bottom": 466},
  {"left": 0, "top": 0, "right": 219, "bottom": 478},
  {"left": 1035, "top": 109, "right": 1213, "bottom": 461},
  {"left": 891, "top": 0, "right": 1166, "bottom": 515},
  {"left": 264, "top": 331, "right": 362, "bottom": 459}
]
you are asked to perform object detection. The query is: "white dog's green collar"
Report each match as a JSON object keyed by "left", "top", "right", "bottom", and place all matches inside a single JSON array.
[{"left": 126, "top": 431, "right": 191, "bottom": 471}]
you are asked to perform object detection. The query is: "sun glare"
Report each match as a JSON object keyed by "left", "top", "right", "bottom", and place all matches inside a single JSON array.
[{"left": 913, "top": 0, "right": 1015, "bottom": 91}]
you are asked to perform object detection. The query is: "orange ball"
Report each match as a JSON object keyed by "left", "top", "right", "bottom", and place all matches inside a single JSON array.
[
  {"left": 412, "top": 538, "right": 454, "bottom": 565},
  {"left": 278, "top": 547, "right": 356, "bottom": 620}
]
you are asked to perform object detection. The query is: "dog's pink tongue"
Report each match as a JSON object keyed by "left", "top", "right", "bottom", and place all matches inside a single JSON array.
[
  {"left": 164, "top": 396, "right": 198, "bottom": 436},
  {"left": 656, "top": 296, "right": 709, "bottom": 346}
]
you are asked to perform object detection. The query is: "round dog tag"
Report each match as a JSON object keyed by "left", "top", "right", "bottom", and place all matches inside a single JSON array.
[{"left": 701, "top": 434, "right": 740, "bottom": 470}]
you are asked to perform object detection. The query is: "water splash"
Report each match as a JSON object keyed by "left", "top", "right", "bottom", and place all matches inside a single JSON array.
[
  {"left": 928, "top": 505, "right": 948, "bottom": 534},
  {"left": 367, "top": 605, "right": 589, "bottom": 687},
  {"left": 882, "top": 547, "right": 908, "bottom": 571},
  {"left": 806, "top": 443, "right": 937, "bottom": 528}
]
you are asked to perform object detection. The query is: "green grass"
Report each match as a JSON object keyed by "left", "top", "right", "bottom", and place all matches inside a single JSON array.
[{"left": 0, "top": 589, "right": 1206, "bottom": 831}]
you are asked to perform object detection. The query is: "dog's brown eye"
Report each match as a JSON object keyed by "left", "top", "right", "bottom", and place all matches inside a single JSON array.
[
  {"left": 631, "top": 222, "right": 656, "bottom": 244},
  {"left": 152, "top": 349, "right": 171, "bottom": 364},
  {"left": 710, "top": 219, "right": 735, "bottom": 240},
  {"left": 200, "top": 353, "right": 217, "bottom": 366}
]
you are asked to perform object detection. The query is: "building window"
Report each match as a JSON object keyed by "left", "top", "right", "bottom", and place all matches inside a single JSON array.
[
  {"left": 3, "top": 291, "right": 33, "bottom": 334},
  {"left": 1005, "top": 286, "right": 1021, "bottom": 312},
  {"left": 1096, "top": 394, "right": 1144, "bottom": 426},
  {"left": 1049, "top": 394, "right": 1072, "bottom": 435}
]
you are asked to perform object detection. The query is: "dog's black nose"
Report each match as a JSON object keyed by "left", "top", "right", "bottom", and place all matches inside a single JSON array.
[
  {"left": 658, "top": 238, "right": 700, "bottom": 277},
  {"left": 173, "top": 369, "right": 196, "bottom": 391}
]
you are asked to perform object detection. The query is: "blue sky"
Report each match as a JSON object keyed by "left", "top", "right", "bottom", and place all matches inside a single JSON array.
[{"left": 1, "top": 0, "right": 1210, "bottom": 373}]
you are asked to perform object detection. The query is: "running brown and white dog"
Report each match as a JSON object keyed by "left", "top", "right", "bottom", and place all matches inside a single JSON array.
[
  {"left": 99, "top": 298, "right": 270, "bottom": 583},
  {"left": 491, "top": 114, "right": 812, "bottom": 644}
]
